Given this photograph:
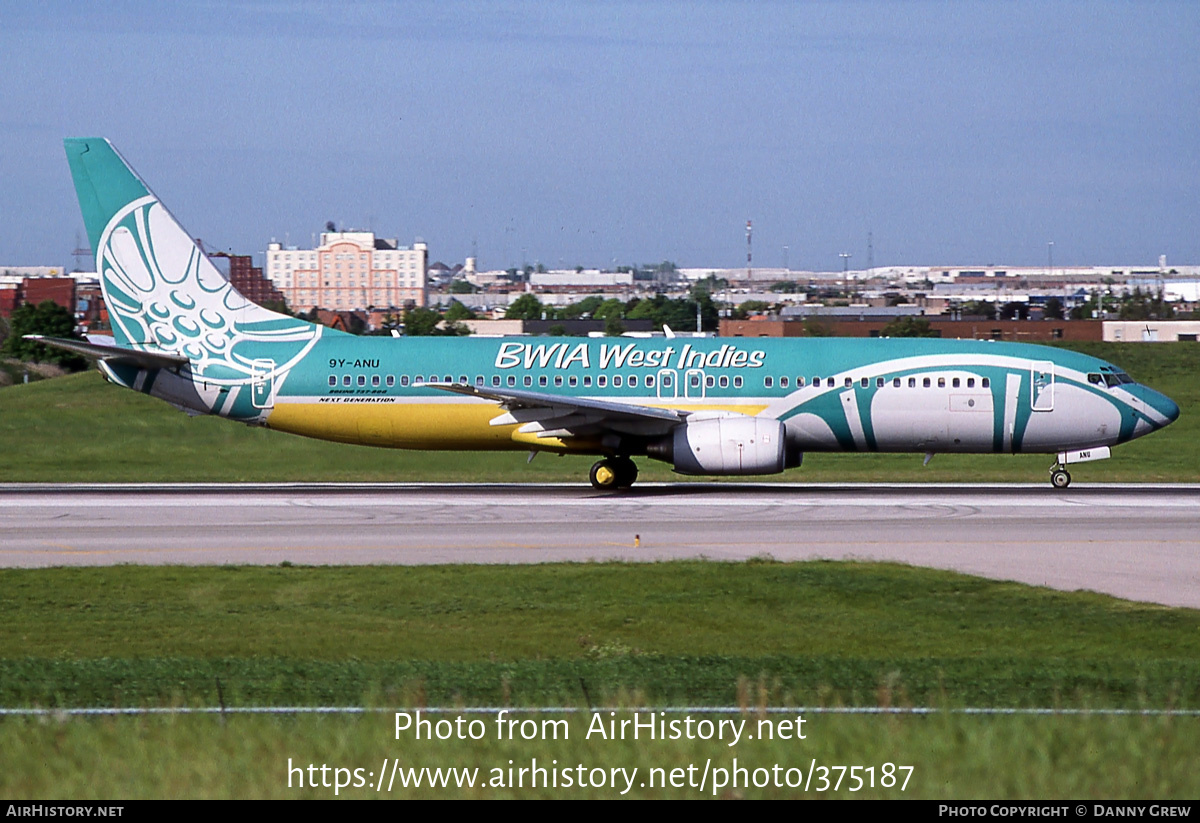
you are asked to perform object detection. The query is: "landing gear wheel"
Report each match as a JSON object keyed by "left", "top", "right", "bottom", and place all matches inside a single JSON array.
[
  {"left": 590, "top": 457, "right": 638, "bottom": 491},
  {"left": 1050, "top": 468, "right": 1071, "bottom": 489},
  {"left": 589, "top": 460, "right": 619, "bottom": 491},
  {"left": 611, "top": 456, "right": 638, "bottom": 489}
]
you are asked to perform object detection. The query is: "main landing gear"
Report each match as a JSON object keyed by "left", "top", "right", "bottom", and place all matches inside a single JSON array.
[
  {"left": 589, "top": 457, "right": 638, "bottom": 491},
  {"left": 1049, "top": 465, "right": 1072, "bottom": 489}
]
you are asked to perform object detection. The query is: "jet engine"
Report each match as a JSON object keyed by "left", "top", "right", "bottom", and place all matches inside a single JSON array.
[{"left": 645, "top": 416, "right": 801, "bottom": 475}]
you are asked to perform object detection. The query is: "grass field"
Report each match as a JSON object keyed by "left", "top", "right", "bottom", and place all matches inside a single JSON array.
[
  {"left": 3, "top": 562, "right": 1198, "bottom": 709},
  {"left": 3, "top": 712, "right": 1195, "bottom": 798},
  {"left": 0, "top": 341, "right": 1197, "bottom": 483},
  {"left": 2, "top": 562, "right": 1199, "bottom": 798}
]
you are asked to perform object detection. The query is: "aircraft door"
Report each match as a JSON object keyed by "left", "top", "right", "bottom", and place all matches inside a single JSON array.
[
  {"left": 684, "top": 369, "right": 707, "bottom": 399},
  {"left": 1031, "top": 361, "right": 1054, "bottom": 412},
  {"left": 251, "top": 359, "right": 276, "bottom": 409},
  {"left": 656, "top": 369, "right": 677, "bottom": 400}
]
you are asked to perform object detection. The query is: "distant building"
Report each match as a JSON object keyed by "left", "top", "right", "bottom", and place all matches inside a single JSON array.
[
  {"left": 720, "top": 317, "right": 1103, "bottom": 342},
  {"left": 266, "top": 231, "right": 427, "bottom": 312},
  {"left": 211, "top": 253, "right": 285, "bottom": 306}
]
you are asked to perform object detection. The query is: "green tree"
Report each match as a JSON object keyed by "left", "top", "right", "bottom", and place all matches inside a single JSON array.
[
  {"left": 559, "top": 296, "right": 604, "bottom": 319},
  {"left": 505, "top": 293, "right": 545, "bottom": 321},
  {"left": 1042, "top": 297, "right": 1064, "bottom": 320},
  {"left": 879, "top": 317, "right": 939, "bottom": 338},
  {"left": 733, "top": 300, "right": 770, "bottom": 319},
  {"left": 1, "top": 301, "right": 87, "bottom": 370},
  {"left": 593, "top": 298, "right": 626, "bottom": 320},
  {"left": 402, "top": 307, "right": 445, "bottom": 336},
  {"left": 448, "top": 280, "right": 477, "bottom": 294},
  {"left": 444, "top": 300, "right": 477, "bottom": 322},
  {"left": 604, "top": 314, "right": 626, "bottom": 337}
]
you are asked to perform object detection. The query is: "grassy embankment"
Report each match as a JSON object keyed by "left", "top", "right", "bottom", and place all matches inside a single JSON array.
[{"left": 0, "top": 342, "right": 1196, "bottom": 483}]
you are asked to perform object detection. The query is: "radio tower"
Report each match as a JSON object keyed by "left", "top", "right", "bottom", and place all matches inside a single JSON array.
[{"left": 746, "top": 220, "right": 753, "bottom": 280}]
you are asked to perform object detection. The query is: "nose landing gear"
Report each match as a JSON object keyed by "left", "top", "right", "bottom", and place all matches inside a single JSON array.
[
  {"left": 589, "top": 456, "right": 638, "bottom": 490},
  {"left": 1050, "top": 465, "right": 1071, "bottom": 488}
]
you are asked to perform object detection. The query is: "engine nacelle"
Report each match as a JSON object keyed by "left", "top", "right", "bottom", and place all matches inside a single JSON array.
[{"left": 647, "top": 416, "right": 797, "bottom": 476}]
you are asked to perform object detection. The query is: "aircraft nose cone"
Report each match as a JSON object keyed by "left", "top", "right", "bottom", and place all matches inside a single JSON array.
[{"left": 1139, "top": 385, "right": 1180, "bottom": 427}]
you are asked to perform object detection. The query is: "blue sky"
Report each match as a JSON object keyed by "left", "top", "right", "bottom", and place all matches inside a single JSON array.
[{"left": 1, "top": 1, "right": 1196, "bottom": 271}]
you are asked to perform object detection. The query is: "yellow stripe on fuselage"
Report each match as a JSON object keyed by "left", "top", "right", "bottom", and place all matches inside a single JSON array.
[{"left": 265, "top": 397, "right": 769, "bottom": 452}]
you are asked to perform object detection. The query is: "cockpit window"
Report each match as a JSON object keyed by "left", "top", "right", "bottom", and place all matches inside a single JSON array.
[{"left": 1094, "top": 371, "right": 1135, "bottom": 387}]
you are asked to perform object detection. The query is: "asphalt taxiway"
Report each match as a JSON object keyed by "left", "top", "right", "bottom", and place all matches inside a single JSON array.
[{"left": 1, "top": 483, "right": 1197, "bottom": 608}]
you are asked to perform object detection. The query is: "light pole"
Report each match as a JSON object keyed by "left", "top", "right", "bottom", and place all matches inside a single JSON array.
[{"left": 839, "top": 253, "right": 852, "bottom": 298}]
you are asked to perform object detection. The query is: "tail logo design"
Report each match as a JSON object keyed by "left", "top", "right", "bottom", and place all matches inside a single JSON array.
[{"left": 97, "top": 193, "right": 320, "bottom": 413}]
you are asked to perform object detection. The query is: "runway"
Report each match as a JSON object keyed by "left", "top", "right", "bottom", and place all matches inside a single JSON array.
[{"left": 1, "top": 483, "right": 1198, "bottom": 609}]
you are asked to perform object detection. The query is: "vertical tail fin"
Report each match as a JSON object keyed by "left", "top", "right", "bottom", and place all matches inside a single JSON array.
[{"left": 65, "top": 138, "right": 323, "bottom": 418}]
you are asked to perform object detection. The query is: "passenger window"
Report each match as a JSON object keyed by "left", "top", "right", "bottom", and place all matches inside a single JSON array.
[
  {"left": 524, "top": 376, "right": 533, "bottom": 387},
  {"left": 982, "top": 377, "right": 990, "bottom": 388},
  {"left": 386, "top": 375, "right": 395, "bottom": 387},
  {"left": 357, "top": 375, "right": 366, "bottom": 387},
  {"left": 598, "top": 375, "right": 607, "bottom": 388},
  {"left": 937, "top": 378, "right": 945, "bottom": 388},
  {"left": 458, "top": 375, "right": 467, "bottom": 384},
  {"left": 876, "top": 377, "right": 884, "bottom": 388},
  {"left": 492, "top": 375, "right": 501, "bottom": 387},
  {"left": 861, "top": 377, "right": 869, "bottom": 388},
  {"left": 780, "top": 377, "right": 789, "bottom": 389},
  {"left": 508, "top": 375, "right": 516, "bottom": 387},
  {"left": 705, "top": 375, "right": 715, "bottom": 388},
  {"left": 765, "top": 376, "right": 774, "bottom": 388},
  {"left": 613, "top": 375, "right": 622, "bottom": 388},
  {"left": 893, "top": 377, "right": 901, "bottom": 388},
  {"left": 923, "top": 377, "right": 931, "bottom": 388},
  {"left": 661, "top": 374, "right": 671, "bottom": 387},
  {"left": 952, "top": 377, "right": 960, "bottom": 388},
  {"left": 538, "top": 375, "right": 548, "bottom": 387},
  {"left": 733, "top": 376, "right": 743, "bottom": 388},
  {"left": 414, "top": 375, "right": 424, "bottom": 385},
  {"left": 629, "top": 375, "right": 638, "bottom": 388},
  {"left": 690, "top": 374, "right": 700, "bottom": 388},
  {"left": 554, "top": 375, "right": 563, "bottom": 387},
  {"left": 796, "top": 377, "right": 804, "bottom": 387},
  {"left": 372, "top": 375, "right": 380, "bottom": 387},
  {"left": 584, "top": 375, "right": 593, "bottom": 387},
  {"left": 343, "top": 375, "right": 351, "bottom": 387},
  {"left": 719, "top": 375, "right": 729, "bottom": 388},
  {"left": 444, "top": 375, "right": 452, "bottom": 384},
  {"left": 845, "top": 377, "right": 852, "bottom": 388},
  {"left": 967, "top": 378, "right": 975, "bottom": 388},
  {"left": 908, "top": 377, "right": 916, "bottom": 388},
  {"left": 826, "top": 377, "right": 834, "bottom": 388},
  {"left": 645, "top": 375, "right": 654, "bottom": 388},
  {"left": 570, "top": 376, "right": 579, "bottom": 387},
  {"left": 328, "top": 375, "right": 336, "bottom": 387},
  {"left": 400, "top": 375, "right": 409, "bottom": 387},
  {"left": 475, "top": 375, "right": 484, "bottom": 386}
]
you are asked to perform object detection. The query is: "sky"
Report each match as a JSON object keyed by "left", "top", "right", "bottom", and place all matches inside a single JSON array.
[{"left": 1, "top": 0, "right": 1196, "bottom": 272}]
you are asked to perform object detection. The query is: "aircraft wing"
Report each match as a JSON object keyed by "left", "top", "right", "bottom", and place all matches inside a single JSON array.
[
  {"left": 24, "top": 335, "right": 188, "bottom": 370},
  {"left": 430, "top": 382, "right": 686, "bottom": 439}
]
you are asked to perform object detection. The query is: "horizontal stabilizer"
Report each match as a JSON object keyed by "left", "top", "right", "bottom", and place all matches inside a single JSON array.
[{"left": 24, "top": 335, "right": 188, "bottom": 370}]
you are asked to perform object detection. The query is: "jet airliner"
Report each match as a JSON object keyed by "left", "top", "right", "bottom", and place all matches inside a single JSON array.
[{"left": 35, "top": 138, "right": 1180, "bottom": 489}]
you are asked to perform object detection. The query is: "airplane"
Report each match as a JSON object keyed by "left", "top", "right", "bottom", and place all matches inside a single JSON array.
[{"left": 33, "top": 138, "right": 1179, "bottom": 490}]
